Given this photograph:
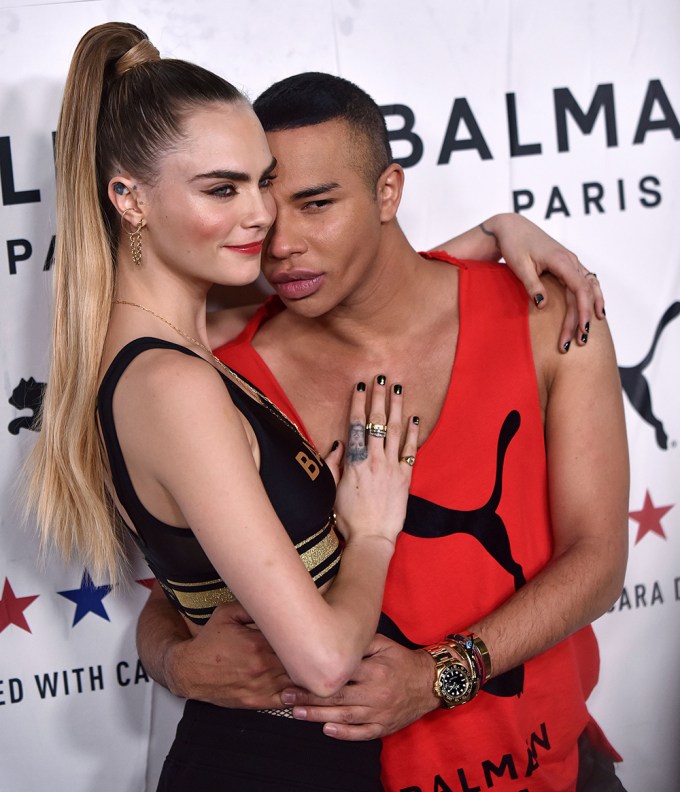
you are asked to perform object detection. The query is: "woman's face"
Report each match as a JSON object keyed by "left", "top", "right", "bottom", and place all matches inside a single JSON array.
[{"left": 138, "top": 101, "right": 276, "bottom": 288}]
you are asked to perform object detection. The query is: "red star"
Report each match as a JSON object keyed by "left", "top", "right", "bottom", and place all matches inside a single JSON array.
[
  {"left": 136, "top": 578, "right": 156, "bottom": 590},
  {"left": 0, "top": 578, "right": 39, "bottom": 633},
  {"left": 629, "top": 491, "right": 673, "bottom": 544}
]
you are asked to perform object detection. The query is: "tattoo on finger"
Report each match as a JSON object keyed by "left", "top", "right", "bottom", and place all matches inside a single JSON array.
[{"left": 346, "top": 422, "right": 368, "bottom": 464}]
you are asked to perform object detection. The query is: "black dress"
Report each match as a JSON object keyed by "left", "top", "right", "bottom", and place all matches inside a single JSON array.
[{"left": 97, "top": 338, "right": 382, "bottom": 791}]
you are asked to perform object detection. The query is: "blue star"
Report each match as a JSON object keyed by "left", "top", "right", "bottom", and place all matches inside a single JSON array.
[{"left": 58, "top": 570, "right": 112, "bottom": 626}]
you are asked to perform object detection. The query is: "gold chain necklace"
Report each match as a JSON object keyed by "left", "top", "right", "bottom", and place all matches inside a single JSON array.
[{"left": 112, "top": 300, "right": 302, "bottom": 437}]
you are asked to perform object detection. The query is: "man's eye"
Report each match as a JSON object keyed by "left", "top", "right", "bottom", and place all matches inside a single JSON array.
[
  {"left": 259, "top": 175, "right": 277, "bottom": 189},
  {"left": 303, "top": 200, "right": 332, "bottom": 210}
]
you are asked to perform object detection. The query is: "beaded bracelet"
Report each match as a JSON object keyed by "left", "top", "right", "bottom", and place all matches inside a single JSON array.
[{"left": 447, "top": 633, "right": 492, "bottom": 687}]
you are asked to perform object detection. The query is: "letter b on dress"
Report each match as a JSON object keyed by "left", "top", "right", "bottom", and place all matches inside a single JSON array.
[{"left": 296, "top": 451, "right": 319, "bottom": 481}]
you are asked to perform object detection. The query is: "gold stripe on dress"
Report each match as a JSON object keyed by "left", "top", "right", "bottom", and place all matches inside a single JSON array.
[
  {"left": 299, "top": 529, "right": 340, "bottom": 573},
  {"left": 160, "top": 515, "right": 341, "bottom": 614},
  {"left": 312, "top": 553, "right": 341, "bottom": 583},
  {"left": 294, "top": 523, "right": 328, "bottom": 550},
  {"left": 166, "top": 576, "right": 223, "bottom": 588},
  {"left": 160, "top": 580, "right": 237, "bottom": 610}
]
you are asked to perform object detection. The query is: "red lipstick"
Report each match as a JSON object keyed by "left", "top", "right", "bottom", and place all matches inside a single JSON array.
[{"left": 225, "top": 240, "right": 264, "bottom": 255}]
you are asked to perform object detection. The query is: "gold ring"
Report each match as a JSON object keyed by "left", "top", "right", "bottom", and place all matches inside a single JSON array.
[
  {"left": 366, "top": 422, "right": 387, "bottom": 438},
  {"left": 400, "top": 455, "right": 416, "bottom": 466}
]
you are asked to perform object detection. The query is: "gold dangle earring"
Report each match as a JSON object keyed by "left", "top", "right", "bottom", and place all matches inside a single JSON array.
[{"left": 120, "top": 208, "right": 145, "bottom": 266}]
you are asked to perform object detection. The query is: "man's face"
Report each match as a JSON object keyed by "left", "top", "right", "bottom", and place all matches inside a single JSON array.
[{"left": 262, "top": 120, "right": 385, "bottom": 318}]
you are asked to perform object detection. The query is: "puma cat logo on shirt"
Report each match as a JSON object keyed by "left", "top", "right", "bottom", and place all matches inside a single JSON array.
[{"left": 379, "top": 411, "right": 526, "bottom": 698}]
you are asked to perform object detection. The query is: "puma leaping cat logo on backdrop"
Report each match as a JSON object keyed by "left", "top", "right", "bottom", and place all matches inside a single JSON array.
[
  {"left": 618, "top": 301, "right": 680, "bottom": 450},
  {"left": 379, "top": 410, "right": 526, "bottom": 698},
  {"left": 8, "top": 377, "right": 46, "bottom": 435}
]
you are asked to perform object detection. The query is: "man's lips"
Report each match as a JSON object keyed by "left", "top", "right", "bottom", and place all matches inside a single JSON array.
[
  {"left": 224, "top": 240, "right": 264, "bottom": 255},
  {"left": 269, "top": 270, "right": 325, "bottom": 300}
]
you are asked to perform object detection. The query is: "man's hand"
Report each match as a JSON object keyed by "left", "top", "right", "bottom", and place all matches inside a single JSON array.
[
  {"left": 281, "top": 635, "right": 439, "bottom": 741},
  {"left": 137, "top": 585, "right": 292, "bottom": 709}
]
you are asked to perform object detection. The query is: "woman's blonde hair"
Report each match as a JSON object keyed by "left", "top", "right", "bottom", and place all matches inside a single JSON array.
[{"left": 28, "top": 22, "right": 244, "bottom": 584}]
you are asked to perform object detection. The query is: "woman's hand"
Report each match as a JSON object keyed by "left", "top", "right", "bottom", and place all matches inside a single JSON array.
[
  {"left": 434, "top": 213, "right": 605, "bottom": 351},
  {"left": 480, "top": 214, "right": 605, "bottom": 349},
  {"left": 333, "top": 376, "right": 419, "bottom": 546}
]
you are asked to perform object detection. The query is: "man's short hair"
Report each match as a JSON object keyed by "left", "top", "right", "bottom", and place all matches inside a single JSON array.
[{"left": 254, "top": 72, "right": 392, "bottom": 190}]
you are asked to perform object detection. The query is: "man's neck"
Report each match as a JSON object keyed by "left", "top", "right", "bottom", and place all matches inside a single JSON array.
[{"left": 248, "top": 224, "right": 460, "bottom": 451}]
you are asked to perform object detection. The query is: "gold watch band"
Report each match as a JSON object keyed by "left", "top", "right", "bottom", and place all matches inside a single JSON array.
[{"left": 423, "top": 642, "right": 478, "bottom": 708}]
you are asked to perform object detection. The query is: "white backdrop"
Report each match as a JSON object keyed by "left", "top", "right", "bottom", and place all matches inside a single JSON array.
[{"left": 1, "top": 1, "right": 678, "bottom": 790}]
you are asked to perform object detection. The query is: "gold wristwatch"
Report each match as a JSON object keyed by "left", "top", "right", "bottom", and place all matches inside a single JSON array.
[{"left": 422, "top": 642, "right": 478, "bottom": 709}]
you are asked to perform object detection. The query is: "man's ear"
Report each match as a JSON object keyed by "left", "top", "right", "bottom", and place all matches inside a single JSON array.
[
  {"left": 107, "top": 175, "right": 147, "bottom": 227},
  {"left": 376, "top": 163, "right": 404, "bottom": 223}
]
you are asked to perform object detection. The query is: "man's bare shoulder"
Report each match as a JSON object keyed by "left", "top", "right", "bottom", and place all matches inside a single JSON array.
[
  {"left": 530, "top": 273, "right": 618, "bottom": 405},
  {"left": 207, "top": 304, "right": 262, "bottom": 350}
]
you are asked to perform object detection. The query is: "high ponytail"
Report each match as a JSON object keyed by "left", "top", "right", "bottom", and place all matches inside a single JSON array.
[{"left": 28, "top": 23, "right": 245, "bottom": 585}]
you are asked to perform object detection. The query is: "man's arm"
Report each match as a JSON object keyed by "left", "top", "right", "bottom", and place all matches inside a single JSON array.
[
  {"left": 285, "top": 274, "right": 628, "bottom": 740},
  {"left": 137, "top": 582, "right": 293, "bottom": 708},
  {"left": 467, "top": 274, "right": 628, "bottom": 671},
  {"left": 206, "top": 303, "right": 261, "bottom": 351},
  {"left": 434, "top": 213, "right": 605, "bottom": 351}
]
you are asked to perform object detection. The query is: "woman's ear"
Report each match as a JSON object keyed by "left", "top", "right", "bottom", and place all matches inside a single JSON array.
[
  {"left": 376, "top": 163, "right": 404, "bottom": 223},
  {"left": 107, "top": 175, "right": 146, "bottom": 226}
]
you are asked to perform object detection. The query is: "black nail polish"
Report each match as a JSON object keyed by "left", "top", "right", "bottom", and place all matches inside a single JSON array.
[
  {"left": 581, "top": 333, "right": 588, "bottom": 344},
  {"left": 602, "top": 307, "right": 606, "bottom": 317},
  {"left": 563, "top": 341, "right": 571, "bottom": 352},
  {"left": 331, "top": 440, "right": 339, "bottom": 452},
  {"left": 393, "top": 384, "right": 402, "bottom": 395},
  {"left": 377, "top": 374, "right": 386, "bottom": 386},
  {"left": 357, "top": 382, "right": 366, "bottom": 392},
  {"left": 412, "top": 416, "right": 420, "bottom": 425},
  {"left": 534, "top": 293, "right": 544, "bottom": 306},
  {"left": 584, "top": 321, "right": 590, "bottom": 333}
]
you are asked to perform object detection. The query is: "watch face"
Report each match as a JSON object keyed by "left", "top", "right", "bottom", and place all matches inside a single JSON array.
[{"left": 439, "top": 664, "right": 471, "bottom": 702}]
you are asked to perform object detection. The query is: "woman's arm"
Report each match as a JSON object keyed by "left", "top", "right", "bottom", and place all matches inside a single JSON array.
[
  {"left": 433, "top": 213, "right": 605, "bottom": 350},
  {"left": 122, "top": 354, "right": 416, "bottom": 698}
]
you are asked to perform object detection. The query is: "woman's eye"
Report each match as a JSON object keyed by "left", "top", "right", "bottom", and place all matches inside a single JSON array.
[{"left": 209, "top": 184, "right": 236, "bottom": 198}]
